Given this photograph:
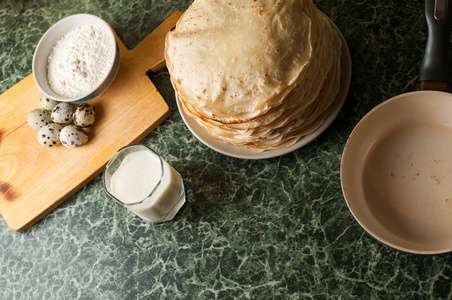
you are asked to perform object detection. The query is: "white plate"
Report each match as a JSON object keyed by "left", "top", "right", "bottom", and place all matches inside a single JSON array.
[{"left": 176, "top": 20, "right": 351, "bottom": 159}]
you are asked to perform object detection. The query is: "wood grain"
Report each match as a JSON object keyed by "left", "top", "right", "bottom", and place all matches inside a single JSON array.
[
  {"left": 0, "top": 11, "right": 182, "bottom": 232},
  {"left": 419, "top": 81, "right": 451, "bottom": 93}
]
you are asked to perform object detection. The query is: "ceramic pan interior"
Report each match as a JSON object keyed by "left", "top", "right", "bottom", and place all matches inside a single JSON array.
[{"left": 341, "top": 91, "right": 452, "bottom": 254}]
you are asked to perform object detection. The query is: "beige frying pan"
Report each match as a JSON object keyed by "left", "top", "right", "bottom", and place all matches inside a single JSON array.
[{"left": 341, "top": 0, "right": 452, "bottom": 254}]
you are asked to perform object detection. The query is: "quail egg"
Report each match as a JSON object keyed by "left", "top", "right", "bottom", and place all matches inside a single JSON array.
[
  {"left": 51, "top": 102, "right": 74, "bottom": 124},
  {"left": 73, "top": 103, "right": 96, "bottom": 127},
  {"left": 38, "top": 123, "right": 64, "bottom": 147},
  {"left": 40, "top": 94, "right": 59, "bottom": 111},
  {"left": 27, "top": 108, "right": 52, "bottom": 130},
  {"left": 60, "top": 125, "right": 88, "bottom": 148}
]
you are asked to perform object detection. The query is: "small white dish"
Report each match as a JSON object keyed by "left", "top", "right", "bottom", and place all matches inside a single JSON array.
[
  {"left": 176, "top": 22, "right": 351, "bottom": 159},
  {"left": 32, "top": 14, "right": 119, "bottom": 103}
]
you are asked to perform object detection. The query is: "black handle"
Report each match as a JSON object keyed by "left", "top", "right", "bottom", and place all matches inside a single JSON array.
[{"left": 419, "top": 0, "right": 452, "bottom": 83}]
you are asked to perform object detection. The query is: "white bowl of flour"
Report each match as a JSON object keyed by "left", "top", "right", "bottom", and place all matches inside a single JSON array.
[{"left": 33, "top": 14, "right": 119, "bottom": 103}]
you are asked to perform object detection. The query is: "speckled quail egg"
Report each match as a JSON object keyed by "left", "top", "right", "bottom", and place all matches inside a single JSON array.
[
  {"left": 60, "top": 125, "right": 88, "bottom": 148},
  {"left": 73, "top": 103, "right": 96, "bottom": 127},
  {"left": 27, "top": 108, "right": 52, "bottom": 130},
  {"left": 40, "top": 94, "right": 59, "bottom": 111},
  {"left": 51, "top": 102, "right": 74, "bottom": 124},
  {"left": 37, "top": 123, "right": 64, "bottom": 147}
]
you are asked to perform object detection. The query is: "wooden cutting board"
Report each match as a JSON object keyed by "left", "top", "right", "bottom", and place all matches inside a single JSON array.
[{"left": 0, "top": 11, "right": 182, "bottom": 232}]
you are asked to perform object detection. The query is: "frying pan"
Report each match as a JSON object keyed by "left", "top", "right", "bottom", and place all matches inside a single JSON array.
[{"left": 341, "top": 0, "right": 452, "bottom": 254}]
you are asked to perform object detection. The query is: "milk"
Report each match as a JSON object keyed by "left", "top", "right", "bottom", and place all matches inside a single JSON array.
[
  {"left": 111, "top": 150, "right": 162, "bottom": 203},
  {"left": 104, "top": 145, "right": 185, "bottom": 223}
]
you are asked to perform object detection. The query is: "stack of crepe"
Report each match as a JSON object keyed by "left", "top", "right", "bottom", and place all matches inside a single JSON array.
[{"left": 165, "top": 0, "right": 342, "bottom": 152}]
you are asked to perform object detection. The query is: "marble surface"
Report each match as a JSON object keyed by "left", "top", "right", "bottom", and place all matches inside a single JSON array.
[{"left": 1, "top": 0, "right": 452, "bottom": 299}]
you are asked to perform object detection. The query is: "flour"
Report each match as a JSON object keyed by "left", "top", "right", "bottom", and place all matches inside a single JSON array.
[{"left": 47, "top": 25, "right": 115, "bottom": 98}]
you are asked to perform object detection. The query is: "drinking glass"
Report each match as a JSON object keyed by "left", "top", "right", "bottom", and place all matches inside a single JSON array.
[{"left": 103, "top": 144, "right": 185, "bottom": 223}]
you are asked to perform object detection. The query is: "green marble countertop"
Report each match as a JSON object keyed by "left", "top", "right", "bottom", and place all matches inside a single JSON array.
[{"left": 1, "top": 0, "right": 451, "bottom": 299}]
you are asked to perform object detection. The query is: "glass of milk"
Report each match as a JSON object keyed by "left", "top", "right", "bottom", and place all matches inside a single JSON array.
[{"left": 103, "top": 144, "right": 185, "bottom": 223}]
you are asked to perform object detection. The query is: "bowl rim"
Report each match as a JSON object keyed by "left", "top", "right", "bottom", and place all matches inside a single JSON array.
[{"left": 32, "top": 13, "right": 118, "bottom": 102}]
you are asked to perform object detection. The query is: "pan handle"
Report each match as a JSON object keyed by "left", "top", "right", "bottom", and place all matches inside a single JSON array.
[{"left": 419, "top": 0, "right": 452, "bottom": 91}]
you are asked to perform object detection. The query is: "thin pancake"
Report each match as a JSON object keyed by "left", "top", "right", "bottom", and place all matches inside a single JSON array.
[{"left": 165, "top": 0, "right": 342, "bottom": 152}]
